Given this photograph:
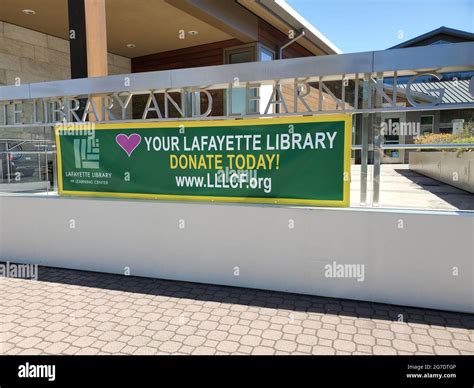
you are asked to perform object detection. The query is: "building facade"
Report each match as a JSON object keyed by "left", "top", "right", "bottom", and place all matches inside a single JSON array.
[
  {"left": 0, "top": 0, "right": 342, "bottom": 120},
  {"left": 382, "top": 27, "right": 474, "bottom": 163}
]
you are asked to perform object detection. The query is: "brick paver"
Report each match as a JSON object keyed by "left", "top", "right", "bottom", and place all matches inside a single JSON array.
[{"left": 1, "top": 266, "right": 473, "bottom": 355}]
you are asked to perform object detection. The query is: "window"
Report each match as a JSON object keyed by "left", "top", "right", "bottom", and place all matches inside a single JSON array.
[
  {"left": 420, "top": 115, "right": 434, "bottom": 134},
  {"left": 382, "top": 118, "right": 401, "bottom": 158},
  {"left": 224, "top": 44, "right": 257, "bottom": 64},
  {"left": 260, "top": 47, "right": 274, "bottom": 62},
  {"left": 224, "top": 44, "right": 274, "bottom": 115},
  {"left": 228, "top": 50, "right": 255, "bottom": 64}
]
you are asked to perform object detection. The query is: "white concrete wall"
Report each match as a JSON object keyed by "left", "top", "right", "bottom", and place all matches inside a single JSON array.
[
  {"left": 410, "top": 151, "right": 474, "bottom": 194},
  {"left": 0, "top": 21, "right": 131, "bottom": 86},
  {"left": 0, "top": 196, "right": 472, "bottom": 313}
]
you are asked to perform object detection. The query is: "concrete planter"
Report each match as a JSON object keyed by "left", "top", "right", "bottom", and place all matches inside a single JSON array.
[{"left": 409, "top": 151, "right": 474, "bottom": 193}]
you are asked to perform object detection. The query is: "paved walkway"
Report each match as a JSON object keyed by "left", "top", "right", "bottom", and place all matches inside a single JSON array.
[
  {"left": 5, "top": 165, "right": 474, "bottom": 211},
  {"left": 1, "top": 266, "right": 473, "bottom": 355},
  {"left": 350, "top": 165, "right": 474, "bottom": 211}
]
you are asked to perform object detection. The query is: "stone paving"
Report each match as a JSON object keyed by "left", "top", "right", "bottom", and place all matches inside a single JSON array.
[{"left": 1, "top": 266, "right": 473, "bottom": 355}]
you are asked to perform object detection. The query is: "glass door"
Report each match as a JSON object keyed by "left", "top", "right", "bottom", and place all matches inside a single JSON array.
[{"left": 380, "top": 113, "right": 406, "bottom": 164}]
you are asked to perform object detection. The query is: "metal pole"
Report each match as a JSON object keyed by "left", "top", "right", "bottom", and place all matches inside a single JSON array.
[
  {"left": 183, "top": 88, "right": 193, "bottom": 118},
  {"left": 6, "top": 142, "right": 11, "bottom": 184},
  {"left": 372, "top": 120, "right": 382, "bottom": 207},
  {"left": 372, "top": 72, "right": 384, "bottom": 207},
  {"left": 278, "top": 30, "right": 305, "bottom": 60},
  {"left": 45, "top": 128, "right": 49, "bottom": 194},
  {"left": 53, "top": 148, "right": 58, "bottom": 194},
  {"left": 37, "top": 146, "right": 41, "bottom": 182},
  {"left": 360, "top": 74, "right": 371, "bottom": 206}
]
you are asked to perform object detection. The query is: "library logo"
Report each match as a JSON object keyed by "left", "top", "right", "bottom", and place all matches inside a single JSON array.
[{"left": 74, "top": 137, "right": 100, "bottom": 169}]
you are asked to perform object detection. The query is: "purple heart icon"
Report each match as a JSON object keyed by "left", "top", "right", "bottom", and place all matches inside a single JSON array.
[{"left": 116, "top": 134, "right": 142, "bottom": 157}]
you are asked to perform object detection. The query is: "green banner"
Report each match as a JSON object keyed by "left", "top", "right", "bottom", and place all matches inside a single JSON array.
[{"left": 56, "top": 116, "right": 352, "bottom": 206}]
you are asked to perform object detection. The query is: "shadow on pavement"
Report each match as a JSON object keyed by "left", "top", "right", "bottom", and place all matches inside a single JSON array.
[
  {"left": 394, "top": 168, "right": 474, "bottom": 210},
  {"left": 30, "top": 265, "right": 474, "bottom": 331}
]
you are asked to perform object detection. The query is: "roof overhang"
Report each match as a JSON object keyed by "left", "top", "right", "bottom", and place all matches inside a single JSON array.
[
  {"left": 389, "top": 26, "right": 474, "bottom": 49},
  {"left": 237, "top": 0, "right": 342, "bottom": 55},
  {"left": 0, "top": 0, "right": 235, "bottom": 58}
]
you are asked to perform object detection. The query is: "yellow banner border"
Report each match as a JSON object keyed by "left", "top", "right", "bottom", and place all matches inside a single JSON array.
[{"left": 55, "top": 115, "right": 352, "bottom": 207}]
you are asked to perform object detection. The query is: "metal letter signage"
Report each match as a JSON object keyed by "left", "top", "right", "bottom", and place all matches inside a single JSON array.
[{"left": 55, "top": 116, "right": 352, "bottom": 207}]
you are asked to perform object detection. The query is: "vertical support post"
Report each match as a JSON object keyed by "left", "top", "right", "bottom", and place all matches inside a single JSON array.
[
  {"left": 53, "top": 149, "right": 58, "bottom": 194},
  {"left": 5, "top": 142, "right": 10, "bottom": 184},
  {"left": 341, "top": 74, "right": 346, "bottom": 111},
  {"left": 85, "top": 0, "right": 108, "bottom": 120},
  {"left": 183, "top": 89, "right": 193, "bottom": 118},
  {"left": 37, "top": 146, "right": 41, "bottom": 182},
  {"left": 68, "top": 0, "right": 108, "bottom": 120},
  {"left": 68, "top": 0, "right": 88, "bottom": 79},
  {"left": 45, "top": 135, "right": 49, "bottom": 194},
  {"left": 354, "top": 73, "right": 359, "bottom": 110},
  {"left": 85, "top": 0, "right": 108, "bottom": 79},
  {"left": 360, "top": 73, "right": 371, "bottom": 206},
  {"left": 353, "top": 74, "right": 359, "bottom": 165},
  {"left": 372, "top": 72, "right": 384, "bottom": 207},
  {"left": 192, "top": 89, "right": 201, "bottom": 117},
  {"left": 227, "top": 83, "right": 232, "bottom": 117}
]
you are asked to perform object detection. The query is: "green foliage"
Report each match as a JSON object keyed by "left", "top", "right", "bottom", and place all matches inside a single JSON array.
[{"left": 414, "top": 122, "right": 474, "bottom": 156}]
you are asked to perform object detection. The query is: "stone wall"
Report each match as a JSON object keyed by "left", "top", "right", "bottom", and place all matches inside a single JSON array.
[{"left": 0, "top": 21, "right": 131, "bottom": 86}]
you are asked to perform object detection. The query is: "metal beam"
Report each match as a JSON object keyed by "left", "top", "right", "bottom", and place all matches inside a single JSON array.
[
  {"left": 373, "top": 42, "right": 474, "bottom": 73},
  {"left": 0, "top": 42, "right": 472, "bottom": 102}
]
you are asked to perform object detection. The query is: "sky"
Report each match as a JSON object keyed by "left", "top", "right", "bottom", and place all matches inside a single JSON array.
[{"left": 286, "top": 0, "right": 474, "bottom": 53}]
